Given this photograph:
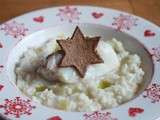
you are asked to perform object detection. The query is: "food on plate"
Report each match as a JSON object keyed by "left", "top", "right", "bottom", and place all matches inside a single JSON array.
[{"left": 15, "top": 27, "right": 144, "bottom": 112}]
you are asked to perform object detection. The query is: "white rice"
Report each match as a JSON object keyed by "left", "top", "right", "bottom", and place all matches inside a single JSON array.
[{"left": 15, "top": 38, "right": 144, "bottom": 112}]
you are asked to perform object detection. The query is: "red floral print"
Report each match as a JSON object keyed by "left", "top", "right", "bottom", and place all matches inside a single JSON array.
[
  {"left": 143, "top": 83, "right": 160, "bottom": 103},
  {"left": 150, "top": 46, "right": 160, "bottom": 62},
  {"left": 0, "top": 65, "right": 4, "bottom": 73},
  {"left": 0, "top": 21, "right": 28, "bottom": 39},
  {"left": 57, "top": 6, "right": 81, "bottom": 23},
  {"left": 144, "top": 30, "right": 156, "bottom": 37},
  {"left": 92, "top": 12, "right": 104, "bottom": 19},
  {"left": 84, "top": 111, "right": 117, "bottom": 120},
  {"left": 112, "top": 14, "right": 137, "bottom": 31},
  {"left": 0, "top": 84, "right": 4, "bottom": 91},
  {"left": 0, "top": 42, "right": 3, "bottom": 48},
  {"left": 48, "top": 116, "right": 62, "bottom": 120},
  {"left": 128, "top": 107, "right": 144, "bottom": 117},
  {"left": 0, "top": 97, "right": 35, "bottom": 118},
  {"left": 33, "top": 16, "right": 44, "bottom": 23}
]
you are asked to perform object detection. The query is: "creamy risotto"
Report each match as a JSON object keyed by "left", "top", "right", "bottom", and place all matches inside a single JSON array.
[{"left": 15, "top": 38, "right": 144, "bottom": 112}]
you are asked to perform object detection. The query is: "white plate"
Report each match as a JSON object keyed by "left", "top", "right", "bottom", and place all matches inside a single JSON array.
[{"left": 0, "top": 5, "right": 160, "bottom": 120}]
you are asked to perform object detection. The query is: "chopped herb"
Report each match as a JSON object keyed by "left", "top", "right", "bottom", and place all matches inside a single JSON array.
[
  {"left": 98, "top": 80, "right": 111, "bottom": 89},
  {"left": 36, "top": 85, "right": 46, "bottom": 92},
  {"left": 58, "top": 99, "right": 69, "bottom": 110}
]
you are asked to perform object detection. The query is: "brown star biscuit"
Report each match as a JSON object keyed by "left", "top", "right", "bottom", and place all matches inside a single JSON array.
[{"left": 57, "top": 26, "right": 103, "bottom": 77}]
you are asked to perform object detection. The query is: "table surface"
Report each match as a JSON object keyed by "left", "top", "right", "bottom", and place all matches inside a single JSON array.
[{"left": 0, "top": 0, "right": 160, "bottom": 26}]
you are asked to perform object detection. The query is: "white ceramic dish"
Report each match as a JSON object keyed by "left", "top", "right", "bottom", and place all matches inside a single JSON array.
[{"left": 0, "top": 6, "right": 160, "bottom": 120}]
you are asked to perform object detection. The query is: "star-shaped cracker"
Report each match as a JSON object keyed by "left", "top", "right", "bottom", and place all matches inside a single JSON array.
[{"left": 57, "top": 26, "right": 103, "bottom": 77}]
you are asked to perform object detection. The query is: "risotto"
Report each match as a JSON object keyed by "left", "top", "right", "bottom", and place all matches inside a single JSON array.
[{"left": 15, "top": 38, "right": 144, "bottom": 112}]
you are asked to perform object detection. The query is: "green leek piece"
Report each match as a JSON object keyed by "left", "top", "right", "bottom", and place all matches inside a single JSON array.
[
  {"left": 36, "top": 85, "right": 46, "bottom": 92},
  {"left": 98, "top": 80, "right": 111, "bottom": 89},
  {"left": 58, "top": 99, "right": 69, "bottom": 110}
]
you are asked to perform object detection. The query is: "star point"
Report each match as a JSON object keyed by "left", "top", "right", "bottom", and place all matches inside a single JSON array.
[{"left": 57, "top": 26, "right": 103, "bottom": 77}]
